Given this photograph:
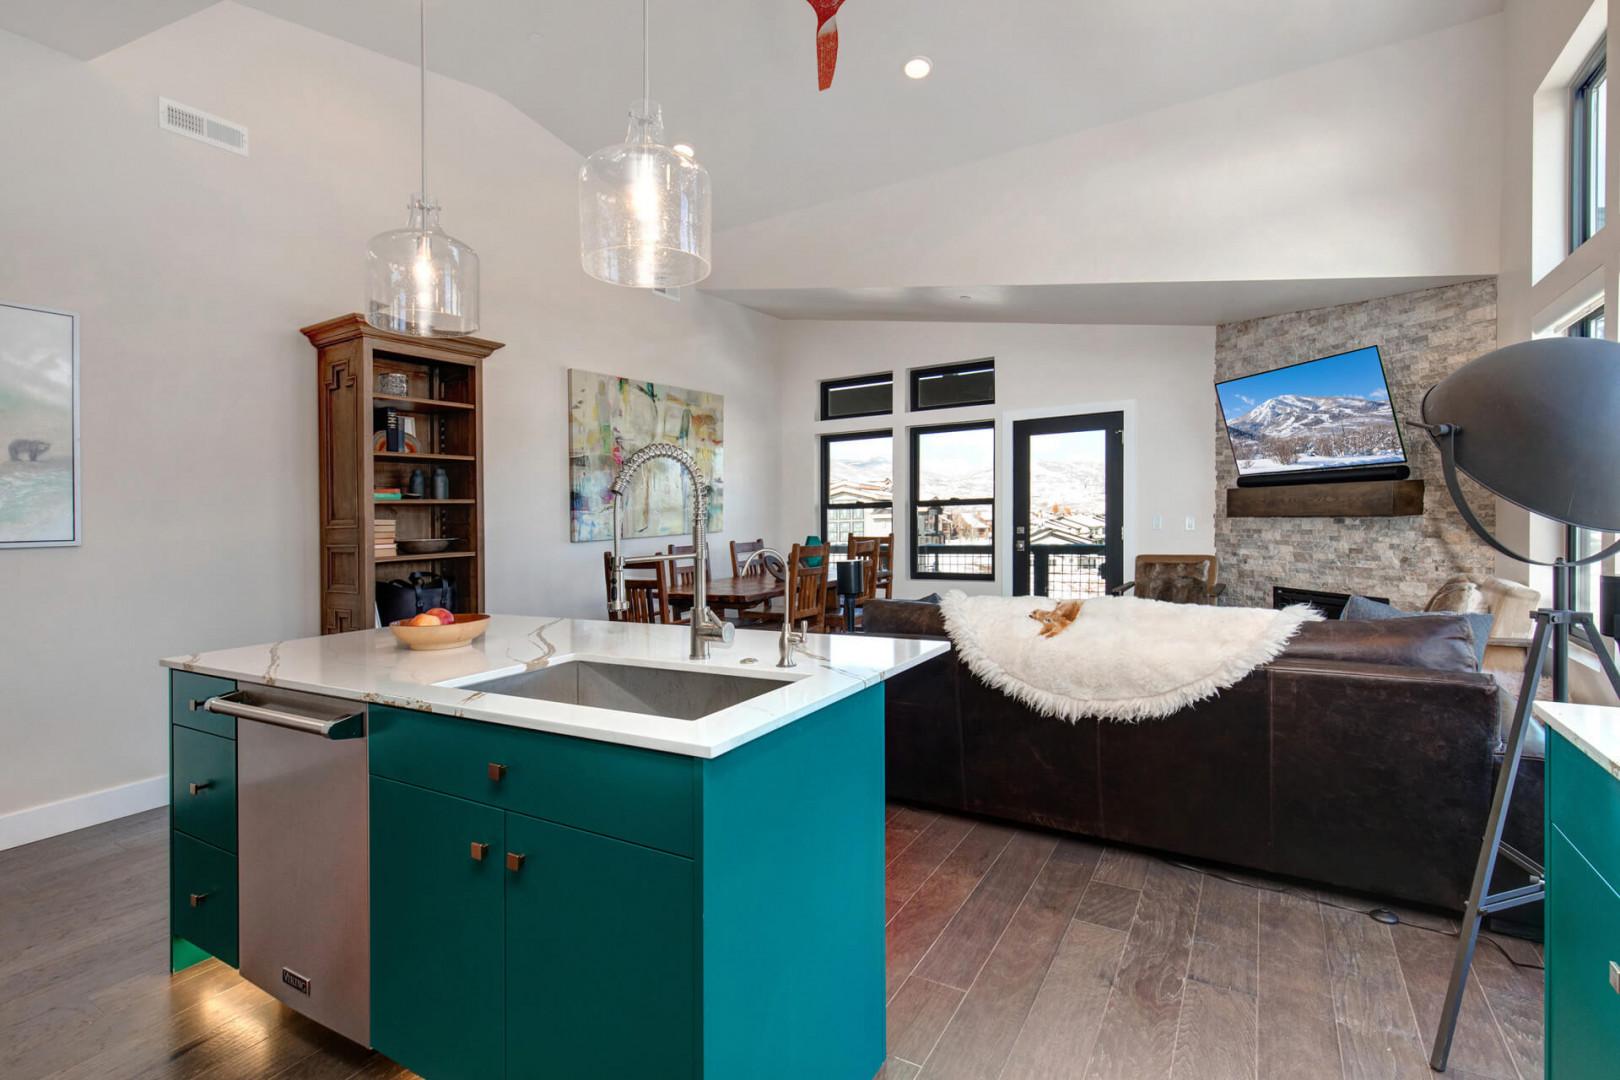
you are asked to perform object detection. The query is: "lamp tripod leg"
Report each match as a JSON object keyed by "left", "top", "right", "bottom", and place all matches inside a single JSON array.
[{"left": 1429, "top": 616, "right": 1552, "bottom": 1072}]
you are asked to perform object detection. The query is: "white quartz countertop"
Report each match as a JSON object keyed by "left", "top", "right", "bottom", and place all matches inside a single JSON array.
[
  {"left": 1535, "top": 700, "right": 1620, "bottom": 782},
  {"left": 161, "top": 615, "right": 947, "bottom": 758}
]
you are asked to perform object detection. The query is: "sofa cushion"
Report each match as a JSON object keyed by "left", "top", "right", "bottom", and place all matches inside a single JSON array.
[
  {"left": 1341, "top": 594, "right": 1492, "bottom": 670},
  {"left": 1282, "top": 614, "right": 1481, "bottom": 673},
  {"left": 863, "top": 597, "right": 947, "bottom": 638}
]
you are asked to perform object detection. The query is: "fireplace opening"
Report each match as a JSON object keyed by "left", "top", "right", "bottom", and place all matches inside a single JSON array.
[{"left": 1272, "top": 586, "right": 1388, "bottom": 619}]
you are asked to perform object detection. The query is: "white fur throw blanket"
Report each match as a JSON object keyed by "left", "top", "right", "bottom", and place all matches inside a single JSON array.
[{"left": 938, "top": 591, "right": 1321, "bottom": 722}]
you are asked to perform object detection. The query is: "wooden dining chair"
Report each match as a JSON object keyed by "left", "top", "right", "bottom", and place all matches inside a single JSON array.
[
  {"left": 602, "top": 553, "right": 675, "bottom": 625},
  {"left": 667, "top": 542, "right": 713, "bottom": 588},
  {"left": 786, "top": 543, "right": 831, "bottom": 633},
  {"left": 731, "top": 538, "right": 766, "bottom": 577},
  {"left": 728, "top": 538, "right": 778, "bottom": 624}
]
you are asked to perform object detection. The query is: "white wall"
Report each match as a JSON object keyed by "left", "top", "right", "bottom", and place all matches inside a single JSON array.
[
  {"left": 710, "top": 16, "right": 1503, "bottom": 294},
  {"left": 0, "top": 3, "right": 782, "bottom": 835},
  {"left": 776, "top": 321, "right": 1216, "bottom": 599}
]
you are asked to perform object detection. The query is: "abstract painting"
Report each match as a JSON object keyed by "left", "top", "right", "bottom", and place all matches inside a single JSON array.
[
  {"left": 0, "top": 302, "right": 79, "bottom": 547},
  {"left": 568, "top": 369, "right": 723, "bottom": 542}
]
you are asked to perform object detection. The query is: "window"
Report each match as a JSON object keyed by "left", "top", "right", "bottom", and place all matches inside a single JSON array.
[
  {"left": 910, "top": 359, "right": 995, "bottom": 412},
  {"left": 911, "top": 421, "right": 995, "bottom": 580},
  {"left": 1569, "top": 305, "right": 1606, "bottom": 338},
  {"left": 1573, "top": 38, "right": 1607, "bottom": 250},
  {"left": 821, "top": 430, "right": 893, "bottom": 554},
  {"left": 820, "top": 373, "right": 893, "bottom": 421}
]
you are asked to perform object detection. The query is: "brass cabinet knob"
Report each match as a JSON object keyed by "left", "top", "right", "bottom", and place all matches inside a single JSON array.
[
  {"left": 188, "top": 892, "right": 209, "bottom": 908},
  {"left": 470, "top": 841, "right": 489, "bottom": 862},
  {"left": 187, "top": 781, "right": 212, "bottom": 796},
  {"left": 505, "top": 852, "right": 526, "bottom": 873},
  {"left": 488, "top": 762, "right": 507, "bottom": 783}
]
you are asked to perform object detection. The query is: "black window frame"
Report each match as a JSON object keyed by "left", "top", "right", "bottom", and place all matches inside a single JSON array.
[
  {"left": 908, "top": 358, "right": 996, "bottom": 413},
  {"left": 1572, "top": 38, "right": 1607, "bottom": 252},
  {"left": 909, "top": 420, "right": 996, "bottom": 582},
  {"left": 1569, "top": 305, "right": 1606, "bottom": 338},
  {"left": 820, "top": 428, "right": 894, "bottom": 556},
  {"left": 819, "top": 372, "right": 895, "bottom": 422}
]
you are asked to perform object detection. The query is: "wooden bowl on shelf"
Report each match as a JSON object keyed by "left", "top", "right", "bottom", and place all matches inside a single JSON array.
[
  {"left": 389, "top": 613, "right": 490, "bottom": 651},
  {"left": 395, "top": 537, "right": 460, "bottom": 555}
]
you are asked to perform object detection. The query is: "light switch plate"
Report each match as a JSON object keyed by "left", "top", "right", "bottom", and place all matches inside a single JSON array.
[
  {"left": 1184, "top": 515, "right": 1196, "bottom": 531},
  {"left": 1152, "top": 514, "right": 1163, "bottom": 530}
]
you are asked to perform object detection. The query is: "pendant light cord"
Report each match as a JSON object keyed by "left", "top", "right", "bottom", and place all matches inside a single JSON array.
[
  {"left": 642, "top": 0, "right": 650, "bottom": 108},
  {"left": 419, "top": 0, "right": 427, "bottom": 205}
]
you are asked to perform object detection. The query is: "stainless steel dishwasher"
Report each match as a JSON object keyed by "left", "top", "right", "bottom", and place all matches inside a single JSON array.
[{"left": 202, "top": 686, "right": 370, "bottom": 1047}]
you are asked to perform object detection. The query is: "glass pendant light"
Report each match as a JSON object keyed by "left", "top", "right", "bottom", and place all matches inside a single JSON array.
[
  {"left": 366, "top": 0, "right": 480, "bottom": 336},
  {"left": 579, "top": 0, "right": 712, "bottom": 288}
]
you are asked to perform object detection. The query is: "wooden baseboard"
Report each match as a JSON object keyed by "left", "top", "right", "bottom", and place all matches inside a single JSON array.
[
  {"left": 0, "top": 775, "right": 166, "bottom": 851},
  {"left": 1225, "top": 479, "right": 1424, "bottom": 518}
]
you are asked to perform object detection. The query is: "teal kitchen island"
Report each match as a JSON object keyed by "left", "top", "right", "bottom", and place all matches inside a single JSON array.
[{"left": 162, "top": 615, "right": 946, "bottom": 1080}]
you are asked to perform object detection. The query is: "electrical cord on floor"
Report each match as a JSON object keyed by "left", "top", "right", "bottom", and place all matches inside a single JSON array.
[{"left": 1161, "top": 857, "right": 1546, "bottom": 973}]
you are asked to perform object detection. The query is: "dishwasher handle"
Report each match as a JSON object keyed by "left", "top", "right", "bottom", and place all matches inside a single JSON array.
[{"left": 204, "top": 691, "right": 363, "bottom": 739}]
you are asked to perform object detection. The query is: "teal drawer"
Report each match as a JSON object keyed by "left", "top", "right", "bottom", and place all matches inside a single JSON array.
[
  {"left": 1546, "top": 826, "right": 1620, "bottom": 1080},
  {"left": 368, "top": 706, "right": 697, "bottom": 857},
  {"left": 1549, "top": 732, "right": 1620, "bottom": 892},
  {"left": 171, "top": 671, "right": 237, "bottom": 739},
  {"left": 171, "top": 830, "right": 238, "bottom": 968},
  {"left": 171, "top": 725, "right": 236, "bottom": 852}
]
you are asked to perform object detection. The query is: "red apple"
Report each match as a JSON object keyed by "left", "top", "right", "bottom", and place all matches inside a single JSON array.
[{"left": 425, "top": 608, "right": 454, "bottom": 624}]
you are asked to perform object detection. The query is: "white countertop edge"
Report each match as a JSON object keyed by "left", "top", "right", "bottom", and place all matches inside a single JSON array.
[
  {"left": 1534, "top": 700, "right": 1620, "bottom": 782},
  {"left": 161, "top": 617, "right": 948, "bottom": 759}
]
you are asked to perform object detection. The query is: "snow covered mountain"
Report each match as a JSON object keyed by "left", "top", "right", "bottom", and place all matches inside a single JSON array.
[{"left": 1227, "top": 394, "right": 1393, "bottom": 441}]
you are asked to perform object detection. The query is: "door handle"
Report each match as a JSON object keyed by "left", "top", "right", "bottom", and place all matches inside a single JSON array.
[
  {"left": 189, "top": 892, "right": 210, "bottom": 908},
  {"left": 187, "top": 781, "right": 212, "bottom": 796},
  {"left": 488, "top": 762, "right": 507, "bottom": 783},
  {"left": 470, "top": 841, "right": 489, "bottom": 862},
  {"left": 1610, "top": 960, "right": 1619, "bottom": 995},
  {"left": 505, "top": 852, "right": 526, "bottom": 873}
]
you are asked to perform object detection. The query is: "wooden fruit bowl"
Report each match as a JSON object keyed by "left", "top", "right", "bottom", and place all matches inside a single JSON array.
[{"left": 389, "top": 613, "right": 490, "bottom": 651}]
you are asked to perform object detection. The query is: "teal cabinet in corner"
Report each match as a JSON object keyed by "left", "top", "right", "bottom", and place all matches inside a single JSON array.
[
  {"left": 368, "top": 685, "right": 886, "bottom": 1080},
  {"left": 1545, "top": 729, "right": 1620, "bottom": 1080}
]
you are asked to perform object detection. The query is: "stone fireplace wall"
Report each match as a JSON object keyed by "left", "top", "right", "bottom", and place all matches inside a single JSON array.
[{"left": 1214, "top": 279, "right": 1499, "bottom": 610}]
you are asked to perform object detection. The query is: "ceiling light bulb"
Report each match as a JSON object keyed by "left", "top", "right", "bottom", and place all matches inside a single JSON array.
[
  {"left": 904, "top": 56, "right": 933, "bottom": 80},
  {"left": 672, "top": 143, "right": 695, "bottom": 158}
]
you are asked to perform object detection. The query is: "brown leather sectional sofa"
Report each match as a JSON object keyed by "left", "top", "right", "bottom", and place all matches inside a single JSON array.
[{"left": 865, "top": 598, "right": 1544, "bottom": 914}]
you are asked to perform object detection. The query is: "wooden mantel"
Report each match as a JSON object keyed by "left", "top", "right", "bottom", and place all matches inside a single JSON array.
[{"left": 1225, "top": 479, "right": 1424, "bottom": 519}]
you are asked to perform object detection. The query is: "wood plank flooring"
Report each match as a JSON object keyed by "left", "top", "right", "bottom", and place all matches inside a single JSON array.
[{"left": 0, "top": 804, "right": 1542, "bottom": 1079}]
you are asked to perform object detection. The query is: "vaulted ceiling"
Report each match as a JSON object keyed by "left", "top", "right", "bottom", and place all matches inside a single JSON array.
[{"left": 1, "top": 0, "right": 1504, "bottom": 228}]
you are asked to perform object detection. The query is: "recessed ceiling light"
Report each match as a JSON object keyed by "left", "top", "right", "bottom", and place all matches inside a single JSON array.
[
  {"left": 904, "top": 56, "right": 933, "bottom": 80},
  {"left": 672, "top": 143, "right": 695, "bottom": 158},
  {"left": 958, "top": 294, "right": 973, "bottom": 301}
]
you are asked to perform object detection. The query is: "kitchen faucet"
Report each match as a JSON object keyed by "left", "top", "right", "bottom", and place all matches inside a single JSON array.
[
  {"left": 606, "top": 443, "right": 733, "bottom": 660},
  {"left": 741, "top": 548, "right": 804, "bottom": 668}
]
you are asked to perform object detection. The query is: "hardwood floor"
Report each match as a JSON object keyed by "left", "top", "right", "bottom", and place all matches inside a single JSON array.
[{"left": 0, "top": 804, "right": 1542, "bottom": 1079}]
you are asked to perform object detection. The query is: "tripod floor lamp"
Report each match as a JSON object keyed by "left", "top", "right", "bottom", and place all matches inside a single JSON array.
[{"left": 1417, "top": 336, "right": 1620, "bottom": 1072}]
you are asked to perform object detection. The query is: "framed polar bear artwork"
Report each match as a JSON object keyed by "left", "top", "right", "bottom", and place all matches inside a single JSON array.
[{"left": 0, "top": 302, "right": 80, "bottom": 548}]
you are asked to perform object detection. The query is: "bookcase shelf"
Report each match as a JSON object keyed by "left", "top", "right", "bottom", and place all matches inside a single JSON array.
[{"left": 303, "top": 314, "right": 504, "bottom": 634}]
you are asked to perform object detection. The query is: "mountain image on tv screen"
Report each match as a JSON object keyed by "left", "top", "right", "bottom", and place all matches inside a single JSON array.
[{"left": 1216, "top": 346, "right": 1406, "bottom": 477}]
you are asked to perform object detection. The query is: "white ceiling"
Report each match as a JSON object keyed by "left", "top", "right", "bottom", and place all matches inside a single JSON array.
[
  {"left": 704, "top": 277, "right": 1488, "bottom": 325},
  {"left": 1, "top": 0, "right": 1504, "bottom": 228}
]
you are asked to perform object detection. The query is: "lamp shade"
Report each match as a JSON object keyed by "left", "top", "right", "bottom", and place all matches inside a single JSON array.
[
  {"left": 366, "top": 199, "right": 480, "bottom": 337},
  {"left": 579, "top": 100, "right": 711, "bottom": 288},
  {"left": 1421, "top": 336, "right": 1620, "bottom": 532}
]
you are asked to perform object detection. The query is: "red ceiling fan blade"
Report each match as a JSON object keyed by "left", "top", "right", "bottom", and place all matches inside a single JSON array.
[{"left": 806, "top": 0, "right": 848, "bottom": 91}]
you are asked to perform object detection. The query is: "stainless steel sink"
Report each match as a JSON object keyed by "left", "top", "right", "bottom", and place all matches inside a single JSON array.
[{"left": 458, "top": 660, "right": 789, "bottom": 721}]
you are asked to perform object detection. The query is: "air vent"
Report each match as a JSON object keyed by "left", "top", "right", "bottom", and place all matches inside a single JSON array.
[{"left": 158, "top": 97, "right": 248, "bottom": 156}]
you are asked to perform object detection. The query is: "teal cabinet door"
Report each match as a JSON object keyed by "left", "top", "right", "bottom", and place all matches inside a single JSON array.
[
  {"left": 505, "top": 812, "right": 696, "bottom": 1080},
  {"left": 371, "top": 778, "right": 506, "bottom": 1080},
  {"left": 1547, "top": 826, "right": 1620, "bottom": 1080},
  {"left": 170, "top": 725, "right": 237, "bottom": 852}
]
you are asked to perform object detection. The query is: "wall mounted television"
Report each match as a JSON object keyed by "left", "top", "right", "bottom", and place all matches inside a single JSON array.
[{"left": 1216, "top": 346, "right": 1410, "bottom": 487}]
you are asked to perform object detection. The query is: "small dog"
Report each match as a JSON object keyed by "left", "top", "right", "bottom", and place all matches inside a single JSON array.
[{"left": 1029, "top": 599, "right": 1084, "bottom": 638}]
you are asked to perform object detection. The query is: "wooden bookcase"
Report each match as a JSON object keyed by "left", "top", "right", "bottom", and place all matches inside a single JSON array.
[{"left": 302, "top": 314, "right": 504, "bottom": 634}]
